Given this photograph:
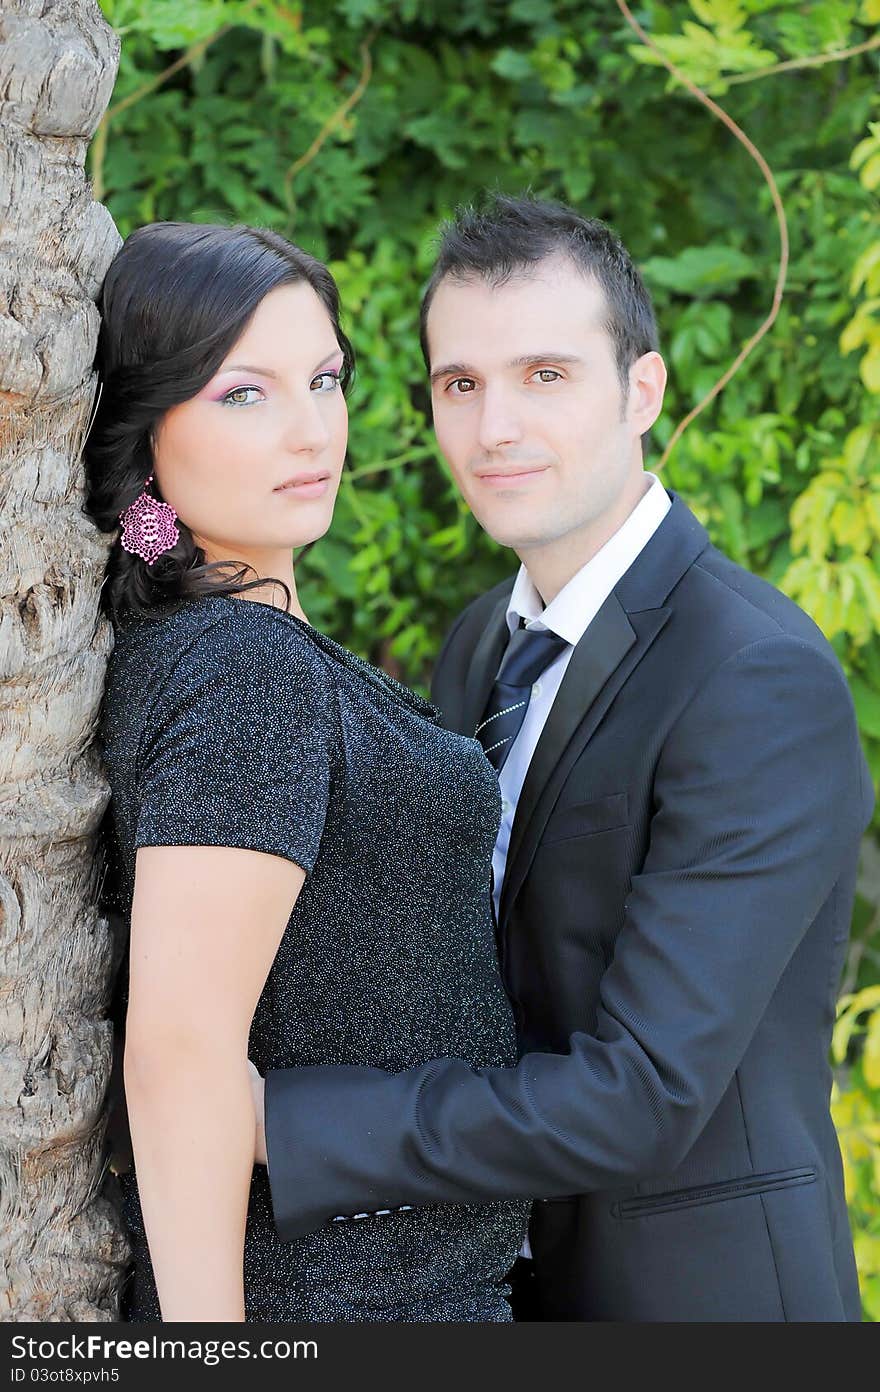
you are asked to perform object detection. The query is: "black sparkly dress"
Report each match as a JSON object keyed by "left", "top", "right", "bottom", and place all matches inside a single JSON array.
[{"left": 99, "top": 594, "right": 529, "bottom": 1323}]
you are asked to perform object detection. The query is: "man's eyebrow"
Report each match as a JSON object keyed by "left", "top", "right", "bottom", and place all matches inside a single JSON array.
[
  {"left": 429, "top": 352, "right": 584, "bottom": 384},
  {"left": 501, "top": 359, "right": 584, "bottom": 375},
  {"left": 508, "top": 352, "right": 584, "bottom": 369},
  {"left": 429, "top": 361, "right": 473, "bottom": 385}
]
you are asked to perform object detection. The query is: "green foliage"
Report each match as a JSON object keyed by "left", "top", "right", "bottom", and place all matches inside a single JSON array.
[
  {"left": 833, "top": 987, "right": 880, "bottom": 1319},
  {"left": 92, "top": 0, "right": 880, "bottom": 1313},
  {"left": 91, "top": 0, "right": 880, "bottom": 692}
]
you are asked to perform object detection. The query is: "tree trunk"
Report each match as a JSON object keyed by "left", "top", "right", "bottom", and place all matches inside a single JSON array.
[{"left": 0, "top": 0, "right": 127, "bottom": 1320}]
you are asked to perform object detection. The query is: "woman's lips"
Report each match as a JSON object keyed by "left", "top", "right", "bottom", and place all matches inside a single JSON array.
[{"left": 274, "top": 473, "right": 331, "bottom": 499}]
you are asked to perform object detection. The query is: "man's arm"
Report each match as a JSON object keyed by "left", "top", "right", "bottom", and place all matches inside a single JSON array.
[{"left": 265, "top": 636, "right": 873, "bottom": 1240}]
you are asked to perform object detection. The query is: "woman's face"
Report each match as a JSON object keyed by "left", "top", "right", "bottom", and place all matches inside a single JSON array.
[{"left": 152, "top": 281, "right": 348, "bottom": 567}]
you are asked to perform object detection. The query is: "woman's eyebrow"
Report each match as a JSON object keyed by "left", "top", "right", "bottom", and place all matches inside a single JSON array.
[
  {"left": 218, "top": 363, "right": 279, "bottom": 379},
  {"left": 213, "top": 350, "right": 342, "bottom": 379}
]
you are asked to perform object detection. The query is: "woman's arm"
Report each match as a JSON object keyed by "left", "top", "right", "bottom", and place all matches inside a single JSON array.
[{"left": 124, "top": 841, "right": 305, "bottom": 1322}]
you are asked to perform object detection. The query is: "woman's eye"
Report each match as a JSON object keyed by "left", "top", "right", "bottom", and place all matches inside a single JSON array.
[
  {"left": 222, "top": 385, "right": 264, "bottom": 407},
  {"left": 448, "top": 377, "right": 477, "bottom": 395},
  {"left": 533, "top": 369, "right": 561, "bottom": 384},
  {"left": 311, "top": 371, "right": 341, "bottom": 392}
]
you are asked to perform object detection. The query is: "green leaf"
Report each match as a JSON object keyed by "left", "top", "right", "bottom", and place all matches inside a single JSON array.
[
  {"left": 852, "top": 678, "right": 880, "bottom": 741},
  {"left": 642, "top": 245, "right": 757, "bottom": 297},
  {"left": 689, "top": 0, "right": 748, "bottom": 30},
  {"left": 865, "top": 1011, "right": 880, "bottom": 1089},
  {"left": 745, "top": 498, "right": 788, "bottom": 551},
  {"left": 851, "top": 242, "right": 880, "bottom": 298},
  {"left": 860, "top": 154, "right": 880, "bottom": 193},
  {"left": 490, "top": 48, "right": 534, "bottom": 81},
  {"left": 861, "top": 347, "right": 880, "bottom": 393},
  {"left": 843, "top": 424, "right": 875, "bottom": 472}
]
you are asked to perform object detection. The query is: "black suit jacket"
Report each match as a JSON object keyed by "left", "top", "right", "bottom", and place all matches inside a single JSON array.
[{"left": 265, "top": 493, "right": 874, "bottom": 1321}]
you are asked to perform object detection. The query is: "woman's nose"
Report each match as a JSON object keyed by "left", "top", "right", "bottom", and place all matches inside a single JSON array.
[{"left": 283, "top": 393, "right": 333, "bottom": 454}]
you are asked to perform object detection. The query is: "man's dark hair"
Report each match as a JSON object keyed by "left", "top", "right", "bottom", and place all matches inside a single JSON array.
[{"left": 419, "top": 193, "right": 659, "bottom": 397}]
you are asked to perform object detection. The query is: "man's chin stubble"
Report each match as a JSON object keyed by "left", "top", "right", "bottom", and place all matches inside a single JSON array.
[{"left": 480, "top": 512, "right": 584, "bottom": 555}]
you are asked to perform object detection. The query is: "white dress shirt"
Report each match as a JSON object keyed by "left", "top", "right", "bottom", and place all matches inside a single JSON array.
[{"left": 492, "top": 473, "right": 671, "bottom": 922}]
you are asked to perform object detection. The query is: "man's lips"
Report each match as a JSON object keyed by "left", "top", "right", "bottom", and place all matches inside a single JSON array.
[{"left": 474, "top": 465, "right": 551, "bottom": 486}]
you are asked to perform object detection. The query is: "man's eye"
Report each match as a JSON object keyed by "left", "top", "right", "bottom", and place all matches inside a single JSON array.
[
  {"left": 222, "top": 385, "right": 264, "bottom": 407},
  {"left": 533, "top": 370, "right": 561, "bottom": 384},
  {"left": 449, "top": 377, "right": 477, "bottom": 394}
]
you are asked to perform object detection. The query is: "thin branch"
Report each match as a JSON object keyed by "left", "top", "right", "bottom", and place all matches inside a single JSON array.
[
  {"left": 346, "top": 444, "right": 436, "bottom": 482},
  {"left": 726, "top": 32, "right": 880, "bottom": 86},
  {"left": 614, "top": 0, "right": 790, "bottom": 471},
  {"left": 284, "top": 35, "right": 375, "bottom": 206},
  {"left": 105, "top": 3, "right": 259, "bottom": 124}
]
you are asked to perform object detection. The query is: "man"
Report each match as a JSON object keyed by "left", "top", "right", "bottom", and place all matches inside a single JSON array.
[{"left": 254, "top": 195, "right": 874, "bottom": 1320}]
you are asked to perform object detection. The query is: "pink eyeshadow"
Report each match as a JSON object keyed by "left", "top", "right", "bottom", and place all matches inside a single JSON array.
[
  {"left": 199, "top": 353, "right": 344, "bottom": 401},
  {"left": 198, "top": 375, "right": 259, "bottom": 403}
]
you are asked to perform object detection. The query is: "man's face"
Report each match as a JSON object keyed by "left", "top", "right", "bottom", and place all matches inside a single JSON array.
[{"left": 426, "top": 255, "right": 662, "bottom": 563}]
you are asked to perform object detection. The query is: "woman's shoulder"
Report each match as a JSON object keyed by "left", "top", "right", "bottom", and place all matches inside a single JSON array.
[
  {"left": 118, "top": 593, "right": 329, "bottom": 671},
  {"left": 112, "top": 594, "right": 337, "bottom": 722},
  {"left": 112, "top": 593, "right": 437, "bottom": 728}
]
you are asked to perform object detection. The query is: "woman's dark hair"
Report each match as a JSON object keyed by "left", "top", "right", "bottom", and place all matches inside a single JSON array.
[
  {"left": 83, "top": 222, "right": 355, "bottom": 622},
  {"left": 419, "top": 193, "right": 658, "bottom": 399}
]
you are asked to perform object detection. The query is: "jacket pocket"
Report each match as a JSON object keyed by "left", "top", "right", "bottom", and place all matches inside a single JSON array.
[
  {"left": 612, "top": 1167, "right": 817, "bottom": 1220},
  {"left": 541, "top": 791, "right": 629, "bottom": 847}
]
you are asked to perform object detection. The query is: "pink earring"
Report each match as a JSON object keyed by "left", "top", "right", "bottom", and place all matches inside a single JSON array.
[{"left": 118, "top": 474, "right": 180, "bottom": 565}]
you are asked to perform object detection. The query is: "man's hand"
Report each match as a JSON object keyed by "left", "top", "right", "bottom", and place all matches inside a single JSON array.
[{"left": 248, "top": 1059, "right": 267, "bottom": 1165}]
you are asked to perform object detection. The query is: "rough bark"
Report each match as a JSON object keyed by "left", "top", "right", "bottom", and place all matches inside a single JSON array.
[{"left": 0, "top": 0, "right": 127, "bottom": 1320}]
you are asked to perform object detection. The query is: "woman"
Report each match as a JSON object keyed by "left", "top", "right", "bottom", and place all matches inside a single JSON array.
[{"left": 85, "top": 221, "right": 529, "bottom": 1322}]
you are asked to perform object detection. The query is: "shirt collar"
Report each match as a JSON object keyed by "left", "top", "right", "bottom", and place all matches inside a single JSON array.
[{"left": 506, "top": 473, "right": 671, "bottom": 645}]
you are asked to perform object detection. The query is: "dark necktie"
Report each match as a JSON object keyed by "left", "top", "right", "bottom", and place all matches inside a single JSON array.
[{"left": 475, "top": 621, "right": 569, "bottom": 773}]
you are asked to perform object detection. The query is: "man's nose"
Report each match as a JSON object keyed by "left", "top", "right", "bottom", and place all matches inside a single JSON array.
[{"left": 476, "top": 385, "right": 523, "bottom": 453}]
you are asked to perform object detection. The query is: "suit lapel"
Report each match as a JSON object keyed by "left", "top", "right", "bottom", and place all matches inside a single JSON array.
[
  {"left": 460, "top": 593, "right": 510, "bottom": 737},
  {"left": 499, "top": 597, "right": 669, "bottom": 925},
  {"left": 496, "top": 491, "right": 710, "bottom": 928}
]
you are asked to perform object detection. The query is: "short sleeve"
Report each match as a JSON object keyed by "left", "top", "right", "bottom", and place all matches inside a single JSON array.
[{"left": 134, "top": 612, "right": 332, "bottom": 874}]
